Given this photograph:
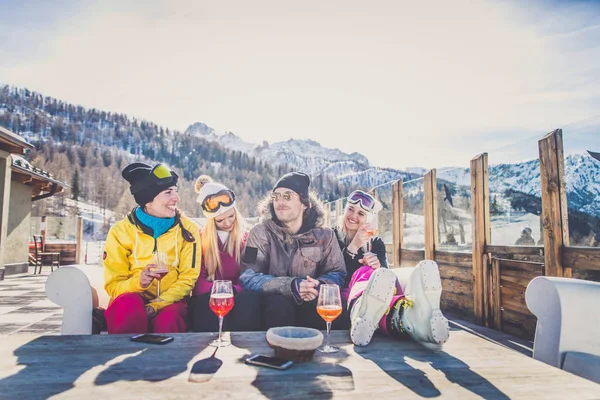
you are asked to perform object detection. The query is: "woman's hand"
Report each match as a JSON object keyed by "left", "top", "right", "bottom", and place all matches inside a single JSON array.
[
  {"left": 348, "top": 224, "right": 372, "bottom": 254},
  {"left": 359, "top": 252, "right": 381, "bottom": 269},
  {"left": 145, "top": 305, "right": 157, "bottom": 319},
  {"left": 139, "top": 264, "right": 161, "bottom": 288}
]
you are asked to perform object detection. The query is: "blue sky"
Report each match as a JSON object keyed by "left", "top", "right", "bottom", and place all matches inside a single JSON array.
[{"left": 1, "top": 0, "right": 599, "bottom": 169}]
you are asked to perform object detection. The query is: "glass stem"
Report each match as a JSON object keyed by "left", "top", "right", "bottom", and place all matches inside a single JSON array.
[
  {"left": 326, "top": 321, "right": 332, "bottom": 347},
  {"left": 218, "top": 316, "right": 224, "bottom": 344}
]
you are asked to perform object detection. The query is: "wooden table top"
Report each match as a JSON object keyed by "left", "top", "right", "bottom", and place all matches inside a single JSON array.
[{"left": 1, "top": 330, "right": 599, "bottom": 399}]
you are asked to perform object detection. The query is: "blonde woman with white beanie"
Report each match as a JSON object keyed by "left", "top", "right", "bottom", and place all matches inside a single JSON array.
[{"left": 189, "top": 176, "right": 262, "bottom": 332}]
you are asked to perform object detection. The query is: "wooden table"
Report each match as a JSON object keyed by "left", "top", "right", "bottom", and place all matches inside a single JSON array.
[{"left": 1, "top": 330, "right": 599, "bottom": 399}]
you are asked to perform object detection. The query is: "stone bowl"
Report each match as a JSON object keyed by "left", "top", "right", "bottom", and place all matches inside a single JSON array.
[{"left": 266, "top": 326, "right": 324, "bottom": 362}]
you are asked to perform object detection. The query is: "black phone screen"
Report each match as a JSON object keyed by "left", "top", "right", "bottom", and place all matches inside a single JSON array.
[
  {"left": 130, "top": 334, "right": 174, "bottom": 344},
  {"left": 246, "top": 354, "right": 293, "bottom": 369}
]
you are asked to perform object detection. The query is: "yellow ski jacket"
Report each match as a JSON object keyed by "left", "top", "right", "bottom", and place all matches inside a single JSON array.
[{"left": 103, "top": 211, "right": 201, "bottom": 313}]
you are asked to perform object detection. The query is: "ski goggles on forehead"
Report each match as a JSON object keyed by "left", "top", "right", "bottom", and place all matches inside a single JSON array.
[
  {"left": 130, "top": 164, "right": 178, "bottom": 194},
  {"left": 202, "top": 189, "right": 236, "bottom": 213},
  {"left": 347, "top": 190, "right": 376, "bottom": 212}
]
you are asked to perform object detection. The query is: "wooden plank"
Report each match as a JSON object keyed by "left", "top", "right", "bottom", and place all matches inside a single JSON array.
[
  {"left": 486, "top": 245, "right": 544, "bottom": 257},
  {"left": 502, "top": 308, "right": 536, "bottom": 326},
  {"left": 335, "top": 198, "right": 343, "bottom": 225},
  {"left": 324, "top": 202, "right": 331, "bottom": 227},
  {"left": 538, "top": 129, "right": 571, "bottom": 278},
  {"left": 391, "top": 180, "right": 403, "bottom": 268},
  {"left": 494, "top": 258, "right": 544, "bottom": 274},
  {"left": 502, "top": 308, "right": 537, "bottom": 340},
  {"left": 481, "top": 253, "right": 490, "bottom": 327},
  {"left": 500, "top": 275, "right": 533, "bottom": 291},
  {"left": 441, "top": 292, "right": 474, "bottom": 317},
  {"left": 501, "top": 268, "right": 541, "bottom": 280},
  {"left": 563, "top": 246, "right": 600, "bottom": 271},
  {"left": 441, "top": 301, "right": 474, "bottom": 321},
  {"left": 491, "top": 258, "right": 502, "bottom": 330},
  {"left": 502, "top": 321, "right": 535, "bottom": 340},
  {"left": 423, "top": 169, "right": 438, "bottom": 260},
  {"left": 470, "top": 153, "right": 490, "bottom": 324},
  {"left": 434, "top": 251, "right": 473, "bottom": 268},
  {"left": 76, "top": 216, "right": 83, "bottom": 264},
  {"left": 442, "top": 278, "right": 473, "bottom": 297},
  {"left": 439, "top": 264, "right": 473, "bottom": 283},
  {"left": 502, "top": 295, "right": 531, "bottom": 315},
  {"left": 401, "top": 249, "right": 424, "bottom": 262},
  {"left": 500, "top": 285, "right": 526, "bottom": 302}
]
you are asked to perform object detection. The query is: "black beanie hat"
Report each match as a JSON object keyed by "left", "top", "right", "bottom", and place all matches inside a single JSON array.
[
  {"left": 273, "top": 171, "right": 311, "bottom": 199},
  {"left": 122, "top": 162, "right": 179, "bottom": 206}
]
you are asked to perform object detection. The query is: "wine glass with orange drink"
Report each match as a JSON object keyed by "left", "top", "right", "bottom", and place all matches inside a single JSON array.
[
  {"left": 316, "top": 284, "right": 342, "bottom": 353},
  {"left": 364, "top": 217, "right": 378, "bottom": 253},
  {"left": 209, "top": 280, "right": 234, "bottom": 347}
]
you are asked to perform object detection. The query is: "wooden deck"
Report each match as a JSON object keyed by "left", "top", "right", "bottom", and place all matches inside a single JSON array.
[{"left": 1, "top": 328, "right": 598, "bottom": 399}]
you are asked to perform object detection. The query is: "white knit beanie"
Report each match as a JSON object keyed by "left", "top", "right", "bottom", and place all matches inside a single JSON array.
[{"left": 195, "top": 176, "right": 236, "bottom": 219}]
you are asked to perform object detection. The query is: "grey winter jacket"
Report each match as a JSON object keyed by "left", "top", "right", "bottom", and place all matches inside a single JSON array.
[{"left": 240, "top": 219, "right": 347, "bottom": 300}]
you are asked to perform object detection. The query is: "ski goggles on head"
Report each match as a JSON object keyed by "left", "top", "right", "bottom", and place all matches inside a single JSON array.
[
  {"left": 347, "top": 190, "right": 376, "bottom": 212},
  {"left": 130, "top": 164, "right": 178, "bottom": 194},
  {"left": 201, "top": 189, "right": 236, "bottom": 213}
]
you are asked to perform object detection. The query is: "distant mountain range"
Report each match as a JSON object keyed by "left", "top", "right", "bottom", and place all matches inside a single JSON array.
[
  {"left": 1, "top": 84, "right": 598, "bottom": 223},
  {"left": 185, "top": 120, "right": 600, "bottom": 218},
  {"left": 185, "top": 122, "right": 419, "bottom": 190}
]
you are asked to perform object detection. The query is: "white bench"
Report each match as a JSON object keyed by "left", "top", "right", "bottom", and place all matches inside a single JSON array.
[
  {"left": 46, "top": 265, "right": 109, "bottom": 335},
  {"left": 526, "top": 276, "right": 600, "bottom": 384}
]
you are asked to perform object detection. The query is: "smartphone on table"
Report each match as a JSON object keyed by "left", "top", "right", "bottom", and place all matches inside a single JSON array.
[
  {"left": 245, "top": 354, "right": 293, "bottom": 370},
  {"left": 130, "top": 333, "right": 174, "bottom": 344}
]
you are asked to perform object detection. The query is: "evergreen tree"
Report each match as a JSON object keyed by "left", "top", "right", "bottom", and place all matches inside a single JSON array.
[{"left": 71, "top": 169, "right": 81, "bottom": 201}]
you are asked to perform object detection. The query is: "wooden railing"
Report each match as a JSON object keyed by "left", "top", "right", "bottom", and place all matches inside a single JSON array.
[{"left": 379, "top": 128, "right": 600, "bottom": 339}]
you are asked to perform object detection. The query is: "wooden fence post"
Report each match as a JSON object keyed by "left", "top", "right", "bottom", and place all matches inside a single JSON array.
[
  {"left": 539, "top": 129, "right": 571, "bottom": 278},
  {"left": 470, "top": 153, "right": 490, "bottom": 325},
  {"left": 335, "top": 199, "right": 343, "bottom": 227},
  {"left": 76, "top": 216, "right": 83, "bottom": 264},
  {"left": 424, "top": 170, "right": 438, "bottom": 260},
  {"left": 324, "top": 202, "right": 331, "bottom": 228},
  {"left": 491, "top": 257, "right": 502, "bottom": 330},
  {"left": 392, "top": 179, "right": 403, "bottom": 267}
]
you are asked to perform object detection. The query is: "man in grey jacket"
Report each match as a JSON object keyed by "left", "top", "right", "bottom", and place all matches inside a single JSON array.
[{"left": 240, "top": 171, "right": 348, "bottom": 329}]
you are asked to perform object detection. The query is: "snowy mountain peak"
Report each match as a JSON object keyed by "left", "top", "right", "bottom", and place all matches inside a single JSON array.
[
  {"left": 186, "top": 122, "right": 215, "bottom": 137},
  {"left": 183, "top": 121, "right": 371, "bottom": 176},
  {"left": 184, "top": 123, "right": 257, "bottom": 153}
]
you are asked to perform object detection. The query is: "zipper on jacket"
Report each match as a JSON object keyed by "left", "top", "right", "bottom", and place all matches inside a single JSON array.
[
  {"left": 153, "top": 239, "right": 158, "bottom": 253},
  {"left": 191, "top": 243, "right": 197, "bottom": 268}
]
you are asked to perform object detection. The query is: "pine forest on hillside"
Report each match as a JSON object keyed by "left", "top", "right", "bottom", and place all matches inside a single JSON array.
[{"left": 0, "top": 85, "right": 352, "bottom": 219}]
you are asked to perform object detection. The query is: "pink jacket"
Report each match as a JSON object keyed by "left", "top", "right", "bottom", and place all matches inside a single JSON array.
[{"left": 192, "top": 232, "right": 248, "bottom": 295}]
